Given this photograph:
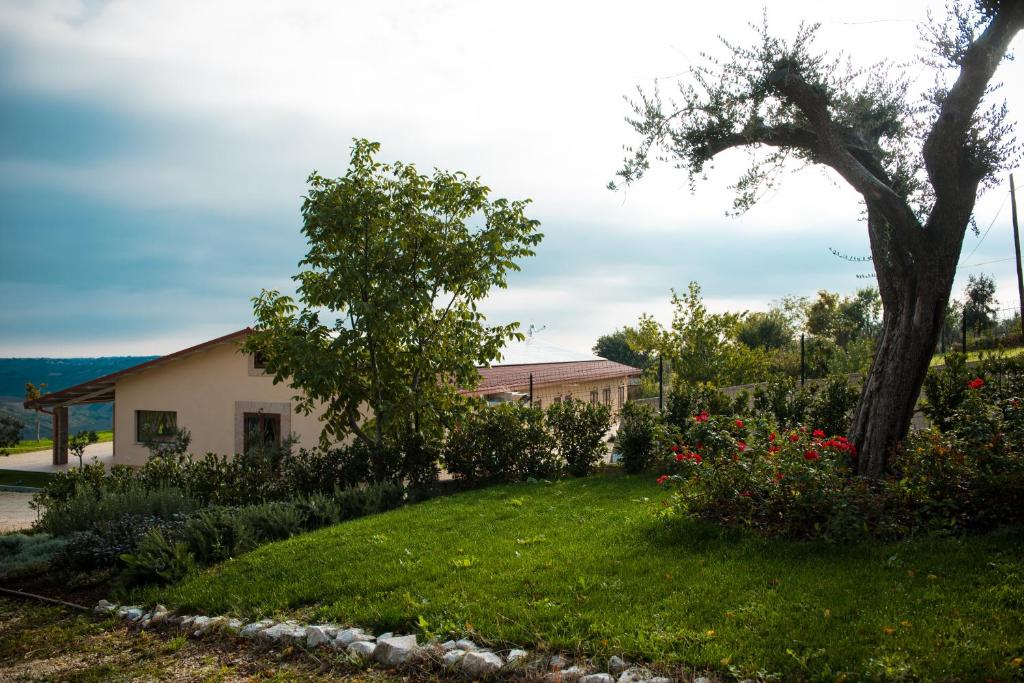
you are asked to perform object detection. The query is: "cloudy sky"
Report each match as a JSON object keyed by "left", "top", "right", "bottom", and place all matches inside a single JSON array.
[{"left": 0, "top": 0, "right": 1021, "bottom": 358}]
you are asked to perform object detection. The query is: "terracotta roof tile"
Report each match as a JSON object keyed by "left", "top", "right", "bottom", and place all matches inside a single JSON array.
[{"left": 464, "top": 360, "right": 642, "bottom": 397}]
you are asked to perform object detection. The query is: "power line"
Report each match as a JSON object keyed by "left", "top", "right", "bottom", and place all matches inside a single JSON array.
[
  {"left": 961, "top": 190, "right": 1010, "bottom": 263},
  {"left": 958, "top": 257, "right": 1013, "bottom": 270}
]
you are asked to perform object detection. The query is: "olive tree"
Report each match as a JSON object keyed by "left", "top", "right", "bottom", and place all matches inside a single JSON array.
[
  {"left": 613, "top": 2, "right": 1024, "bottom": 476},
  {"left": 246, "top": 140, "right": 542, "bottom": 476}
]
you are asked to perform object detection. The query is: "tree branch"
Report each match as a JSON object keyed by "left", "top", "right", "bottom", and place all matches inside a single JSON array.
[
  {"left": 924, "top": 3, "right": 1024, "bottom": 198},
  {"left": 766, "top": 66, "right": 923, "bottom": 246}
]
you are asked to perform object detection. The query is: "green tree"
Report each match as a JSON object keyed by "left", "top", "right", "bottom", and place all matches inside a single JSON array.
[
  {"left": 592, "top": 328, "right": 651, "bottom": 368},
  {"left": 246, "top": 140, "right": 542, "bottom": 480},
  {"left": 0, "top": 414, "right": 23, "bottom": 454},
  {"left": 629, "top": 282, "right": 772, "bottom": 386},
  {"left": 23, "top": 382, "right": 47, "bottom": 442},
  {"left": 736, "top": 310, "right": 794, "bottom": 351},
  {"left": 68, "top": 430, "right": 98, "bottom": 469},
  {"left": 613, "top": 3, "right": 1024, "bottom": 476},
  {"left": 962, "top": 273, "right": 998, "bottom": 335}
]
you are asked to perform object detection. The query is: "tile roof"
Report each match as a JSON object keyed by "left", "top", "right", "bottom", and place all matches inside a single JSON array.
[{"left": 464, "top": 360, "right": 642, "bottom": 397}]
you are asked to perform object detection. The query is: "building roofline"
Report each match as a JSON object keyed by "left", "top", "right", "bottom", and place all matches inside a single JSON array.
[{"left": 24, "top": 328, "right": 253, "bottom": 409}]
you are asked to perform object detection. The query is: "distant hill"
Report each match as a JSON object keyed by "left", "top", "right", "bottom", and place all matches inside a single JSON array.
[{"left": 0, "top": 356, "right": 157, "bottom": 440}]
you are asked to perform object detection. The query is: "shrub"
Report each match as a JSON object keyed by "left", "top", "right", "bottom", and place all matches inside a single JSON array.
[
  {"left": 546, "top": 398, "right": 613, "bottom": 477},
  {"left": 0, "top": 533, "right": 67, "bottom": 577},
  {"left": 752, "top": 375, "right": 813, "bottom": 428},
  {"left": 807, "top": 375, "right": 859, "bottom": 436},
  {"left": 120, "top": 482, "right": 405, "bottom": 584},
  {"left": 617, "top": 402, "right": 668, "bottom": 473},
  {"left": 443, "top": 402, "right": 557, "bottom": 483},
  {"left": 60, "top": 513, "right": 188, "bottom": 571},
  {"left": 36, "top": 483, "right": 198, "bottom": 537},
  {"left": 0, "top": 414, "right": 23, "bottom": 452},
  {"left": 665, "top": 382, "right": 733, "bottom": 432}
]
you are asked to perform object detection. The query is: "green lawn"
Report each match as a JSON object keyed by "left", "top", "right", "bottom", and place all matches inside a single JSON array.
[
  {"left": 930, "top": 345, "right": 1024, "bottom": 366},
  {"left": 1, "top": 430, "right": 112, "bottom": 456},
  {"left": 145, "top": 476, "right": 1024, "bottom": 681},
  {"left": 0, "top": 469, "right": 52, "bottom": 488}
]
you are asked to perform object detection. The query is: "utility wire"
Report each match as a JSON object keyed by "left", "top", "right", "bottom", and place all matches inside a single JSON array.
[{"left": 961, "top": 190, "right": 1010, "bottom": 263}]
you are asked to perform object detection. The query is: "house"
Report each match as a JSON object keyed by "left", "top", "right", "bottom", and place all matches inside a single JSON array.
[
  {"left": 464, "top": 337, "right": 642, "bottom": 414},
  {"left": 26, "top": 329, "right": 641, "bottom": 467}
]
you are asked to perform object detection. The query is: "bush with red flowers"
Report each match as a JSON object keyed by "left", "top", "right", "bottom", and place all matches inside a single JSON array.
[{"left": 657, "top": 419, "right": 898, "bottom": 540}]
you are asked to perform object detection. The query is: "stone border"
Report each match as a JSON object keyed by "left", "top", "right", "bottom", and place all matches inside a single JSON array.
[{"left": 94, "top": 600, "right": 737, "bottom": 683}]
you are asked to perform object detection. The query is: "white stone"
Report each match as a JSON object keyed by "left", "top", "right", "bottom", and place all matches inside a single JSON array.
[
  {"left": 121, "top": 607, "right": 144, "bottom": 622},
  {"left": 648, "top": 678, "right": 673, "bottom": 683},
  {"left": 693, "top": 678, "right": 712, "bottom": 683},
  {"left": 260, "top": 622, "right": 307, "bottom": 643},
  {"left": 462, "top": 650, "right": 504, "bottom": 677},
  {"left": 608, "top": 656, "right": 627, "bottom": 675},
  {"left": 240, "top": 620, "right": 273, "bottom": 638},
  {"left": 441, "top": 640, "right": 459, "bottom": 651},
  {"left": 507, "top": 648, "right": 529, "bottom": 663},
  {"left": 347, "top": 640, "right": 377, "bottom": 660},
  {"left": 562, "top": 666, "right": 588, "bottom": 682},
  {"left": 455, "top": 638, "right": 478, "bottom": 652},
  {"left": 225, "top": 618, "right": 243, "bottom": 633},
  {"left": 581, "top": 675, "right": 615, "bottom": 683},
  {"left": 306, "top": 625, "right": 331, "bottom": 648},
  {"left": 190, "top": 616, "right": 211, "bottom": 634},
  {"left": 149, "top": 606, "right": 169, "bottom": 625},
  {"left": 94, "top": 599, "right": 116, "bottom": 614},
  {"left": 617, "top": 669, "right": 650, "bottom": 683},
  {"left": 336, "top": 628, "right": 373, "bottom": 646},
  {"left": 549, "top": 654, "right": 570, "bottom": 671},
  {"left": 378, "top": 631, "right": 393, "bottom": 640},
  {"left": 374, "top": 634, "right": 419, "bottom": 667},
  {"left": 442, "top": 649, "right": 468, "bottom": 667}
]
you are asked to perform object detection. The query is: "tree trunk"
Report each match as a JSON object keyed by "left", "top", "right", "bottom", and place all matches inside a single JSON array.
[{"left": 850, "top": 265, "right": 950, "bottom": 476}]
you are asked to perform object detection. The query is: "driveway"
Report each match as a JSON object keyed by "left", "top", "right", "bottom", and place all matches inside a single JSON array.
[
  {"left": 0, "top": 442, "right": 113, "bottom": 473},
  {"left": 0, "top": 492, "right": 39, "bottom": 532}
]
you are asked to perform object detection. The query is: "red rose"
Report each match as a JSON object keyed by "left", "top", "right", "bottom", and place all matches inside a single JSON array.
[
  {"left": 967, "top": 377, "right": 985, "bottom": 390},
  {"left": 735, "top": 419, "right": 744, "bottom": 428},
  {"left": 694, "top": 410, "right": 709, "bottom": 423},
  {"left": 812, "top": 429, "right": 826, "bottom": 438},
  {"left": 693, "top": 453, "right": 703, "bottom": 464},
  {"left": 769, "top": 432, "right": 776, "bottom": 442},
  {"left": 674, "top": 453, "right": 685, "bottom": 462},
  {"left": 804, "top": 450, "right": 820, "bottom": 461},
  {"left": 656, "top": 474, "right": 670, "bottom": 485},
  {"left": 768, "top": 445, "right": 780, "bottom": 453},
  {"left": 737, "top": 440, "right": 747, "bottom": 452},
  {"left": 773, "top": 470, "right": 784, "bottom": 482},
  {"left": 695, "top": 441, "right": 703, "bottom": 451},
  {"left": 740, "top": 490, "right": 752, "bottom": 497},
  {"left": 789, "top": 432, "right": 799, "bottom": 443},
  {"left": 671, "top": 444, "right": 680, "bottom": 453}
]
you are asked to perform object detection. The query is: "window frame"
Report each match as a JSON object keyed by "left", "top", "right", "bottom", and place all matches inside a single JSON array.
[
  {"left": 243, "top": 411, "right": 282, "bottom": 454},
  {"left": 135, "top": 410, "right": 178, "bottom": 444}
]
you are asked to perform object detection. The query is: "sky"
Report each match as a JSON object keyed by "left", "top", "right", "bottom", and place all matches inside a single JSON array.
[{"left": 0, "top": 0, "right": 1022, "bottom": 358}]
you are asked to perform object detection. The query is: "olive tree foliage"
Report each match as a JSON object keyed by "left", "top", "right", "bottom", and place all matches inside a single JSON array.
[
  {"left": 246, "top": 139, "right": 542, "bottom": 455},
  {"left": 613, "top": 2, "right": 1024, "bottom": 477}
]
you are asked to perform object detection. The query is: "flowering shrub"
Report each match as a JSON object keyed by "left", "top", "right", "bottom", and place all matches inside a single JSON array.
[
  {"left": 658, "top": 416, "right": 889, "bottom": 540},
  {"left": 660, "top": 390, "right": 1024, "bottom": 539}
]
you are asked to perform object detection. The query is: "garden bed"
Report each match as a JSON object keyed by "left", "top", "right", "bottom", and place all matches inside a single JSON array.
[{"left": 140, "top": 475, "right": 1024, "bottom": 682}]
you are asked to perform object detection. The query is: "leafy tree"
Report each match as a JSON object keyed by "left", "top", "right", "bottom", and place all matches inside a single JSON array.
[
  {"left": 613, "top": 2, "right": 1024, "bottom": 476},
  {"left": 737, "top": 310, "right": 794, "bottom": 350},
  {"left": 593, "top": 328, "right": 652, "bottom": 368},
  {"left": 23, "top": 382, "right": 47, "bottom": 442},
  {"left": 246, "top": 139, "right": 542, "bottom": 480},
  {"left": 68, "top": 430, "right": 98, "bottom": 469},
  {"left": 963, "top": 272, "right": 998, "bottom": 335},
  {"left": 0, "top": 414, "right": 23, "bottom": 454},
  {"left": 629, "top": 282, "right": 773, "bottom": 386}
]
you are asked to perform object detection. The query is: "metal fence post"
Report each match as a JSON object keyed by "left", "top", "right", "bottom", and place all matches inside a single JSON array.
[
  {"left": 658, "top": 356, "right": 664, "bottom": 413},
  {"left": 800, "top": 334, "right": 806, "bottom": 387}
]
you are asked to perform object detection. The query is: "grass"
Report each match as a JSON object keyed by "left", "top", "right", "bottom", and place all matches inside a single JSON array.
[
  {"left": 929, "top": 345, "right": 1024, "bottom": 366},
  {"left": 0, "top": 469, "right": 52, "bottom": 488},
  {"left": 145, "top": 475, "right": 1024, "bottom": 682},
  {"left": 1, "top": 430, "right": 112, "bottom": 455}
]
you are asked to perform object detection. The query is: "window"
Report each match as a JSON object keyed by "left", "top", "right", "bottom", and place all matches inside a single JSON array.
[
  {"left": 603, "top": 387, "right": 611, "bottom": 405},
  {"left": 590, "top": 390, "right": 599, "bottom": 404},
  {"left": 243, "top": 412, "right": 281, "bottom": 453},
  {"left": 618, "top": 385, "right": 625, "bottom": 408},
  {"left": 252, "top": 351, "right": 268, "bottom": 370},
  {"left": 136, "top": 410, "right": 177, "bottom": 443},
  {"left": 553, "top": 395, "right": 562, "bottom": 404}
]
